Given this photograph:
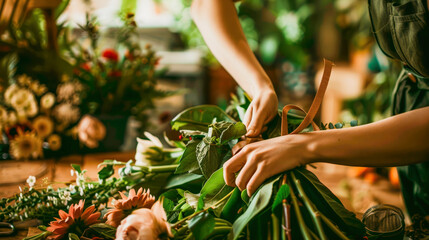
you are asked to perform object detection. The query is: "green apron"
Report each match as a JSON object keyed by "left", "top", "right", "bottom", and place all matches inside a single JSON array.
[{"left": 368, "top": 0, "right": 429, "bottom": 218}]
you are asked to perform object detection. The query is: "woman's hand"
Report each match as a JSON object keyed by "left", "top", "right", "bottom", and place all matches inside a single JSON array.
[
  {"left": 223, "top": 134, "right": 312, "bottom": 196},
  {"left": 244, "top": 88, "right": 278, "bottom": 137}
]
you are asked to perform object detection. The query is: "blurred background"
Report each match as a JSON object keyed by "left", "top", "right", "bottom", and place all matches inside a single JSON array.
[{"left": 0, "top": 0, "right": 404, "bottom": 220}]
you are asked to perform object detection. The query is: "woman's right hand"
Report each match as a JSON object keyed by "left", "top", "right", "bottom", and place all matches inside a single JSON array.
[{"left": 244, "top": 88, "right": 278, "bottom": 137}]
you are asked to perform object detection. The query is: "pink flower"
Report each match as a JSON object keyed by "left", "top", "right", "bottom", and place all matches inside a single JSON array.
[
  {"left": 116, "top": 200, "right": 172, "bottom": 240},
  {"left": 77, "top": 115, "right": 106, "bottom": 148},
  {"left": 102, "top": 49, "right": 119, "bottom": 62}
]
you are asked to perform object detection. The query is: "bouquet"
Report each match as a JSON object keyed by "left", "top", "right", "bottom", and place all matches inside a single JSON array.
[
  {"left": 65, "top": 13, "right": 175, "bottom": 136},
  {"left": 0, "top": 74, "right": 84, "bottom": 159}
]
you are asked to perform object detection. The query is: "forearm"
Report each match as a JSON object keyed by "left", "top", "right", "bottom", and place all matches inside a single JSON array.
[
  {"left": 304, "top": 107, "right": 429, "bottom": 167},
  {"left": 190, "top": 0, "right": 273, "bottom": 97}
]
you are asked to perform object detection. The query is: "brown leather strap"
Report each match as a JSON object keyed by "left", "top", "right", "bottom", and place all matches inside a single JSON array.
[
  {"left": 281, "top": 59, "right": 334, "bottom": 136},
  {"left": 231, "top": 59, "right": 334, "bottom": 155}
]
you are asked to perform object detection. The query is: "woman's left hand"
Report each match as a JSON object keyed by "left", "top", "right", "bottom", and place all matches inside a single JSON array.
[{"left": 223, "top": 134, "right": 312, "bottom": 196}]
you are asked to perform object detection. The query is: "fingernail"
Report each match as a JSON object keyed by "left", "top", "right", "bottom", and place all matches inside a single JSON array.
[{"left": 247, "top": 130, "right": 254, "bottom": 136}]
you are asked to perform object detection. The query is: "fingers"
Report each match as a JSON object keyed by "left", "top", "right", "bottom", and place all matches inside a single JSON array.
[
  {"left": 223, "top": 151, "right": 247, "bottom": 187},
  {"left": 243, "top": 105, "right": 253, "bottom": 129},
  {"left": 246, "top": 167, "right": 266, "bottom": 197},
  {"left": 246, "top": 106, "right": 264, "bottom": 137},
  {"left": 235, "top": 161, "right": 256, "bottom": 191}
]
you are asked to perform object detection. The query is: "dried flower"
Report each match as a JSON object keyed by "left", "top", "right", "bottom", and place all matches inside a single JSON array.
[
  {"left": 41, "top": 93, "right": 56, "bottom": 109},
  {"left": 9, "top": 129, "right": 43, "bottom": 160},
  {"left": 48, "top": 134, "right": 62, "bottom": 151},
  {"left": 102, "top": 48, "right": 119, "bottom": 62},
  {"left": 32, "top": 116, "right": 54, "bottom": 138},
  {"left": 76, "top": 115, "right": 106, "bottom": 148},
  {"left": 26, "top": 176, "right": 36, "bottom": 188},
  {"left": 53, "top": 103, "right": 80, "bottom": 125},
  {"left": 47, "top": 200, "right": 100, "bottom": 240},
  {"left": 57, "top": 82, "right": 82, "bottom": 102},
  {"left": 115, "top": 200, "right": 172, "bottom": 240},
  {"left": 105, "top": 188, "right": 155, "bottom": 227}
]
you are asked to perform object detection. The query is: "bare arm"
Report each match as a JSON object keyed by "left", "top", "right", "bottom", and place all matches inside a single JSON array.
[
  {"left": 224, "top": 107, "right": 429, "bottom": 196},
  {"left": 191, "top": 0, "right": 278, "bottom": 137}
]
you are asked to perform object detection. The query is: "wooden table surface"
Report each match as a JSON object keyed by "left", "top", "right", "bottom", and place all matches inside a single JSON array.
[{"left": 0, "top": 153, "right": 406, "bottom": 239}]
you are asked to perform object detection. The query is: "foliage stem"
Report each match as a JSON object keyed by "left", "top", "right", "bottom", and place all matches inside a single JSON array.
[
  {"left": 288, "top": 178, "right": 312, "bottom": 240},
  {"left": 291, "top": 172, "right": 327, "bottom": 240}
]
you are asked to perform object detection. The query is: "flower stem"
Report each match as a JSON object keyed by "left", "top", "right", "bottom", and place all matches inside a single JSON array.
[
  {"left": 146, "top": 164, "right": 179, "bottom": 173},
  {"left": 288, "top": 180, "right": 311, "bottom": 240},
  {"left": 291, "top": 172, "right": 327, "bottom": 240}
]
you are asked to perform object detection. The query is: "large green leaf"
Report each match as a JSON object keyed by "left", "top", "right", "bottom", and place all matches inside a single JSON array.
[
  {"left": 189, "top": 212, "right": 215, "bottom": 240},
  {"left": 294, "top": 168, "right": 365, "bottom": 237},
  {"left": 164, "top": 173, "right": 204, "bottom": 189},
  {"left": 199, "top": 168, "right": 234, "bottom": 216},
  {"left": 220, "top": 187, "right": 243, "bottom": 222},
  {"left": 230, "top": 176, "right": 280, "bottom": 240},
  {"left": 175, "top": 140, "right": 202, "bottom": 174},
  {"left": 196, "top": 140, "right": 224, "bottom": 179},
  {"left": 271, "top": 183, "right": 290, "bottom": 212},
  {"left": 218, "top": 122, "right": 246, "bottom": 144},
  {"left": 171, "top": 105, "right": 235, "bottom": 132}
]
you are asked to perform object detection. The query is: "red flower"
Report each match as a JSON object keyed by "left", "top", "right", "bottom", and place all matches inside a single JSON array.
[
  {"left": 80, "top": 62, "right": 91, "bottom": 71},
  {"left": 47, "top": 200, "right": 100, "bottom": 240},
  {"left": 102, "top": 49, "right": 119, "bottom": 62}
]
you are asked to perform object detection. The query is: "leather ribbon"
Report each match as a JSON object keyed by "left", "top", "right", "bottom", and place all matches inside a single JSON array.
[{"left": 232, "top": 59, "right": 334, "bottom": 156}]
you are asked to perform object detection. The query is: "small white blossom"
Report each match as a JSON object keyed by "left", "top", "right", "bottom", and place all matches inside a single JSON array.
[
  {"left": 70, "top": 169, "right": 74, "bottom": 176},
  {"left": 18, "top": 186, "right": 22, "bottom": 192},
  {"left": 26, "top": 176, "right": 36, "bottom": 188},
  {"left": 24, "top": 212, "right": 28, "bottom": 218}
]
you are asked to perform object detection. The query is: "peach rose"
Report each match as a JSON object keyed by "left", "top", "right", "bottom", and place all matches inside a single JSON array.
[
  {"left": 77, "top": 115, "right": 106, "bottom": 148},
  {"left": 116, "top": 200, "right": 172, "bottom": 240}
]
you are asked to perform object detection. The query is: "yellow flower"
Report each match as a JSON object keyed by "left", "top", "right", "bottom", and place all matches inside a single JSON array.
[
  {"left": 48, "top": 134, "right": 61, "bottom": 151},
  {"left": 17, "top": 75, "right": 31, "bottom": 86},
  {"left": 32, "top": 116, "right": 54, "bottom": 138},
  {"left": 41, "top": 93, "right": 56, "bottom": 109},
  {"left": 9, "top": 130, "right": 43, "bottom": 160}
]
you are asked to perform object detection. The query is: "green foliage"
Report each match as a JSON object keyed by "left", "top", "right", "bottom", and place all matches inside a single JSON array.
[
  {"left": 189, "top": 212, "right": 216, "bottom": 240},
  {"left": 230, "top": 176, "right": 280, "bottom": 240},
  {"left": 171, "top": 105, "right": 235, "bottom": 132},
  {"left": 271, "top": 184, "right": 290, "bottom": 212}
]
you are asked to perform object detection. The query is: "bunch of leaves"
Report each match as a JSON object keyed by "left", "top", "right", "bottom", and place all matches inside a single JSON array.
[
  {"left": 161, "top": 100, "right": 365, "bottom": 239},
  {"left": 62, "top": 13, "right": 176, "bottom": 134}
]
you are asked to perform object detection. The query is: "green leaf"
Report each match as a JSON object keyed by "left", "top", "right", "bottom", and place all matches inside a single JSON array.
[
  {"left": 198, "top": 193, "right": 206, "bottom": 211},
  {"left": 271, "top": 184, "right": 290, "bottom": 212},
  {"left": 219, "top": 122, "right": 247, "bottom": 144},
  {"left": 164, "top": 173, "right": 204, "bottom": 189},
  {"left": 196, "top": 140, "right": 222, "bottom": 179},
  {"left": 200, "top": 168, "right": 234, "bottom": 216},
  {"left": 189, "top": 212, "right": 216, "bottom": 240},
  {"left": 171, "top": 105, "right": 235, "bottom": 132},
  {"left": 71, "top": 164, "right": 81, "bottom": 174},
  {"left": 23, "top": 231, "right": 51, "bottom": 240},
  {"left": 55, "top": 0, "right": 70, "bottom": 19},
  {"left": 294, "top": 168, "right": 365, "bottom": 237},
  {"left": 88, "top": 223, "right": 116, "bottom": 240},
  {"left": 98, "top": 165, "right": 114, "bottom": 180},
  {"left": 68, "top": 233, "right": 79, "bottom": 240},
  {"left": 221, "top": 187, "right": 243, "bottom": 222},
  {"left": 175, "top": 140, "right": 201, "bottom": 174},
  {"left": 98, "top": 159, "right": 127, "bottom": 168},
  {"left": 241, "top": 189, "right": 250, "bottom": 205},
  {"left": 230, "top": 176, "right": 280, "bottom": 240}
]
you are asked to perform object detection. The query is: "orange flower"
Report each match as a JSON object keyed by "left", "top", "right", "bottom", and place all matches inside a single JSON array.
[
  {"left": 105, "top": 188, "right": 155, "bottom": 227},
  {"left": 116, "top": 200, "right": 172, "bottom": 240},
  {"left": 47, "top": 200, "right": 100, "bottom": 240}
]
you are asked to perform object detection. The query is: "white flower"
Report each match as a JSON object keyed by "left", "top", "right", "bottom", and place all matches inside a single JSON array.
[
  {"left": 19, "top": 186, "right": 22, "bottom": 192},
  {"left": 59, "top": 190, "right": 72, "bottom": 201},
  {"left": 25, "top": 97, "right": 38, "bottom": 117},
  {"left": 69, "top": 184, "right": 76, "bottom": 193},
  {"left": 40, "top": 93, "right": 56, "bottom": 109},
  {"left": 0, "top": 106, "right": 7, "bottom": 122},
  {"left": 26, "top": 176, "right": 36, "bottom": 188},
  {"left": 4, "top": 84, "right": 19, "bottom": 104},
  {"left": 10, "top": 89, "right": 33, "bottom": 109},
  {"left": 135, "top": 132, "right": 163, "bottom": 167},
  {"left": 53, "top": 103, "right": 80, "bottom": 124},
  {"left": 70, "top": 169, "right": 74, "bottom": 176}
]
